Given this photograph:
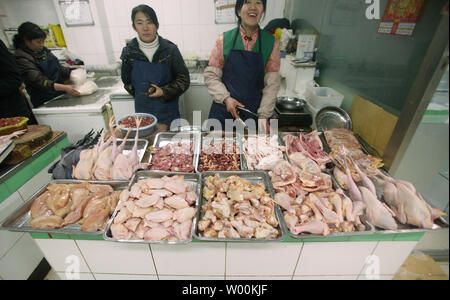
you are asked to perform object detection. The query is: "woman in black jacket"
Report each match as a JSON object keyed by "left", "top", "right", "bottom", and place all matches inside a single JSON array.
[
  {"left": 13, "top": 22, "right": 80, "bottom": 108},
  {"left": 121, "top": 5, "right": 190, "bottom": 128},
  {"left": 0, "top": 39, "right": 37, "bottom": 123}
]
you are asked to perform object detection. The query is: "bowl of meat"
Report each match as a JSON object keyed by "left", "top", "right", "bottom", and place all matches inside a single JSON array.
[{"left": 118, "top": 113, "right": 157, "bottom": 138}]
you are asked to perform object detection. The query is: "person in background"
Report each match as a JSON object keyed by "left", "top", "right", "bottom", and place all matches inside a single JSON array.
[
  {"left": 204, "top": 0, "right": 281, "bottom": 132},
  {"left": 0, "top": 39, "right": 37, "bottom": 123},
  {"left": 13, "top": 22, "right": 80, "bottom": 108},
  {"left": 121, "top": 5, "right": 190, "bottom": 130}
]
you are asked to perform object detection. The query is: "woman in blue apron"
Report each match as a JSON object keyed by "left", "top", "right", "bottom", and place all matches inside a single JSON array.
[
  {"left": 121, "top": 5, "right": 190, "bottom": 129},
  {"left": 14, "top": 22, "right": 80, "bottom": 108},
  {"left": 205, "top": 0, "right": 281, "bottom": 132}
]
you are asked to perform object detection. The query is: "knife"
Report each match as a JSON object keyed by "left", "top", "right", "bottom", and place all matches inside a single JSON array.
[{"left": 236, "top": 106, "right": 259, "bottom": 118}]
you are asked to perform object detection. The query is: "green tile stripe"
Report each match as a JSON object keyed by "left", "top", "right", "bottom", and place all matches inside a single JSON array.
[
  {"left": 0, "top": 183, "right": 11, "bottom": 204},
  {"left": 0, "top": 137, "right": 69, "bottom": 204},
  {"left": 393, "top": 232, "right": 425, "bottom": 241},
  {"left": 425, "top": 110, "right": 449, "bottom": 116}
]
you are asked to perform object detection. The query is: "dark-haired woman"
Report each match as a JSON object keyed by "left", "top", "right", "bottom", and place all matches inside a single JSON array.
[
  {"left": 205, "top": 0, "right": 280, "bottom": 132},
  {"left": 13, "top": 22, "right": 80, "bottom": 108},
  {"left": 121, "top": 5, "right": 190, "bottom": 129}
]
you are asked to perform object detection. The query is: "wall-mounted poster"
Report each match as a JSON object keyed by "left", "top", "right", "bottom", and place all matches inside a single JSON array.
[
  {"left": 59, "top": 0, "right": 94, "bottom": 27},
  {"left": 377, "top": 0, "right": 426, "bottom": 36},
  {"left": 215, "top": 0, "right": 237, "bottom": 24}
]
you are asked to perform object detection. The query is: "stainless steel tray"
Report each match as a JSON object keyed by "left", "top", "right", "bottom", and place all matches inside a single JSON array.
[
  {"left": 51, "top": 138, "right": 148, "bottom": 181},
  {"left": 196, "top": 132, "right": 245, "bottom": 172},
  {"left": 148, "top": 131, "right": 200, "bottom": 173},
  {"left": 103, "top": 171, "right": 201, "bottom": 244},
  {"left": 194, "top": 171, "right": 285, "bottom": 242},
  {"left": 278, "top": 132, "right": 334, "bottom": 172},
  {"left": 329, "top": 170, "right": 449, "bottom": 234},
  {"left": 278, "top": 171, "right": 375, "bottom": 240},
  {"left": 117, "top": 138, "right": 149, "bottom": 164},
  {"left": 0, "top": 180, "right": 129, "bottom": 236},
  {"left": 240, "top": 134, "right": 288, "bottom": 171}
]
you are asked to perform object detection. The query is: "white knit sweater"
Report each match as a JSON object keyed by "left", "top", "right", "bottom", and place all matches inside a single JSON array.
[{"left": 137, "top": 35, "right": 160, "bottom": 62}]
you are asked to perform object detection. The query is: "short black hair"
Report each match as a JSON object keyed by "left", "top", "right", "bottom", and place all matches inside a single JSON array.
[
  {"left": 13, "top": 22, "right": 46, "bottom": 49},
  {"left": 235, "top": 0, "right": 267, "bottom": 24},
  {"left": 131, "top": 5, "right": 159, "bottom": 28}
]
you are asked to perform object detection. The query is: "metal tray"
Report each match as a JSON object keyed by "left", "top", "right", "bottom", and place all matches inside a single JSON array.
[
  {"left": 278, "top": 132, "right": 334, "bottom": 172},
  {"left": 0, "top": 180, "right": 129, "bottom": 236},
  {"left": 194, "top": 171, "right": 285, "bottom": 242},
  {"left": 278, "top": 169, "right": 375, "bottom": 240},
  {"left": 148, "top": 131, "right": 200, "bottom": 173},
  {"left": 196, "top": 132, "right": 245, "bottom": 173},
  {"left": 51, "top": 138, "right": 148, "bottom": 181},
  {"left": 103, "top": 171, "right": 201, "bottom": 244},
  {"left": 240, "top": 134, "right": 288, "bottom": 171},
  {"left": 329, "top": 169, "right": 449, "bottom": 234},
  {"left": 117, "top": 138, "right": 149, "bottom": 164}
]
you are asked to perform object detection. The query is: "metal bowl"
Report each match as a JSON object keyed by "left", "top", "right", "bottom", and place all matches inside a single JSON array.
[
  {"left": 315, "top": 106, "right": 353, "bottom": 131},
  {"left": 118, "top": 113, "right": 158, "bottom": 138},
  {"left": 276, "top": 97, "right": 306, "bottom": 112}
]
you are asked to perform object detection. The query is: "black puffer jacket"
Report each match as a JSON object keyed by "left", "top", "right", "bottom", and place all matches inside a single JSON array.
[
  {"left": 120, "top": 36, "right": 190, "bottom": 101},
  {"left": 0, "top": 40, "right": 36, "bottom": 121},
  {"left": 14, "top": 46, "right": 71, "bottom": 93}
]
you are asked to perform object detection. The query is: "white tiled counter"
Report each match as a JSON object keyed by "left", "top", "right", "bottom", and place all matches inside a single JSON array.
[
  {"left": 31, "top": 236, "right": 421, "bottom": 280},
  {"left": 0, "top": 134, "right": 70, "bottom": 279}
]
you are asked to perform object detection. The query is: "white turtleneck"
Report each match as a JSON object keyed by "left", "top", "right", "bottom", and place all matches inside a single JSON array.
[{"left": 137, "top": 35, "right": 160, "bottom": 62}]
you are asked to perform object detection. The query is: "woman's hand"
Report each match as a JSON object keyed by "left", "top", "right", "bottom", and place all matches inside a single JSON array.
[
  {"left": 54, "top": 83, "right": 81, "bottom": 96},
  {"left": 148, "top": 84, "right": 164, "bottom": 98},
  {"left": 224, "top": 97, "right": 245, "bottom": 120}
]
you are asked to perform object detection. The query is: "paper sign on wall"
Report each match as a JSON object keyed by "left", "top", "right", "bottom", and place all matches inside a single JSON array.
[
  {"left": 377, "top": 0, "right": 426, "bottom": 36},
  {"left": 215, "top": 0, "right": 237, "bottom": 24},
  {"left": 59, "top": 0, "right": 94, "bottom": 27}
]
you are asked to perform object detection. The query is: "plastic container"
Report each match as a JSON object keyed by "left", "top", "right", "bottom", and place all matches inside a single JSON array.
[
  {"left": 117, "top": 113, "right": 158, "bottom": 138},
  {"left": 305, "top": 86, "right": 344, "bottom": 110}
]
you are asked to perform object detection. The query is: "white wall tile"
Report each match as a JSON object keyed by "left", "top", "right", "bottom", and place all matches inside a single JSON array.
[
  {"left": 160, "top": 275, "right": 225, "bottom": 280},
  {"left": 0, "top": 192, "right": 25, "bottom": 258},
  {"left": 181, "top": 0, "right": 200, "bottom": 25},
  {"left": 77, "top": 241, "right": 156, "bottom": 274},
  {"left": 35, "top": 239, "right": 90, "bottom": 273},
  {"left": 164, "top": 25, "right": 184, "bottom": 49},
  {"left": 357, "top": 274, "right": 394, "bottom": 280},
  {"left": 182, "top": 25, "right": 201, "bottom": 53},
  {"left": 359, "top": 242, "right": 417, "bottom": 276},
  {"left": 295, "top": 242, "right": 377, "bottom": 276},
  {"left": 226, "top": 243, "right": 302, "bottom": 276},
  {"left": 151, "top": 243, "right": 225, "bottom": 276},
  {"left": 0, "top": 234, "right": 43, "bottom": 280},
  {"left": 227, "top": 276, "right": 291, "bottom": 280},
  {"left": 197, "top": 0, "right": 216, "bottom": 25},
  {"left": 163, "top": 0, "right": 182, "bottom": 25},
  {"left": 94, "top": 273, "right": 158, "bottom": 280},
  {"left": 57, "top": 272, "right": 95, "bottom": 280},
  {"left": 293, "top": 275, "right": 358, "bottom": 280}
]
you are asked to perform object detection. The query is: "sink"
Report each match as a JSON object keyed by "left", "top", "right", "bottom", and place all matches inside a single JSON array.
[{"left": 190, "top": 73, "right": 205, "bottom": 85}]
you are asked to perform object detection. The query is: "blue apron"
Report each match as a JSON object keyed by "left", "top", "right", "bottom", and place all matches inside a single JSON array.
[
  {"left": 27, "top": 52, "right": 64, "bottom": 108},
  {"left": 208, "top": 29, "right": 265, "bottom": 129},
  {"left": 131, "top": 59, "right": 180, "bottom": 126}
]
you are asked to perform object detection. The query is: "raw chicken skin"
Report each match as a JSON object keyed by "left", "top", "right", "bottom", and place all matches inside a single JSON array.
[{"left": 360, "top": 187, "right": 397, "bottom": 230}]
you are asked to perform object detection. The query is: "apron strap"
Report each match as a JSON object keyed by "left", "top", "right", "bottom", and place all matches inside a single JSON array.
[{"left": 232, "top": 27, "right": 263, "bottom": 54}]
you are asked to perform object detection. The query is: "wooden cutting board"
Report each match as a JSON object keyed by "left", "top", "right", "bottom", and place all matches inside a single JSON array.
[
  {"left": 3, "top": 125, "right": 53, "bottom": 165},
  {"left": 350, "top": 95, "right": 398, "bottom": 157}
]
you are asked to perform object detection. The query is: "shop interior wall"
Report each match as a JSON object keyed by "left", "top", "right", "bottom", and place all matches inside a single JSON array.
[
  {"left": 0, "top": 0, "right": 285, "bottom": 65},
  {"left": 285, "top": 0, "right": 445, "bottom": 116}
]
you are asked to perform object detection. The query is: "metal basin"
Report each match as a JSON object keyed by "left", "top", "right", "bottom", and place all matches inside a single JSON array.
[
  {"left": 315, "top": 106, "right": 353, "bottom": 131},
  {"left": 276, "top": 97, "right": 306, "bottom": 112}
]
